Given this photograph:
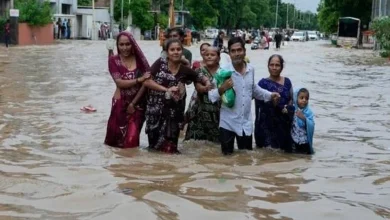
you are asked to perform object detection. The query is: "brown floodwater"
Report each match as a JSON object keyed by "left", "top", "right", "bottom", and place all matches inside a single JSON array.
[{"left": 0, "top": 40, "right": 389, "bottom": 220}]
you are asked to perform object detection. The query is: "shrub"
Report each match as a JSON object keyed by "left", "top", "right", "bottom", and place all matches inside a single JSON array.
[
  {"left": 15, "top": 0, "right": 53, "bottom": 26},
  {"left": 371, "top": 16, "right": 390, "bottom": 57}
]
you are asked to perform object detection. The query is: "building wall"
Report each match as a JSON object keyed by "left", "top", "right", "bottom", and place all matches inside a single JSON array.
[
  {"left": 372, "top": 0, "right": 390, "bottom": 19},
  {"left": 77, "top": 8, "right": 110, "bottom": 23},
  {"left": 18, "top": 23, "right": 54, "bottom": 45},
  {"left": 95, "top": 0, "right": 110, "bottom": 7},
  {"left": 49, "top": 0, "right": 77, "bottom": 14}
]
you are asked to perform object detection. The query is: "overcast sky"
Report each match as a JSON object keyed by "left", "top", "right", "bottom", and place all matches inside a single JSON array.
[{"left": 283, "top": 0, "right": 321, "bottom": 13}]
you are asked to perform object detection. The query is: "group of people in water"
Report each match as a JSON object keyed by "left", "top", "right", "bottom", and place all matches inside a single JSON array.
[{"left": 104, "top": 28, "right": 315, "bottom": 156}]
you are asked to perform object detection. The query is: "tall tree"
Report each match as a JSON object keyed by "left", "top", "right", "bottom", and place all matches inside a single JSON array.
[
  {"left": 317, "top": 0, "right": 372, "bottom": 34},
  {"left": 114, "top": 0, "right": 154, "bottom": 32}
]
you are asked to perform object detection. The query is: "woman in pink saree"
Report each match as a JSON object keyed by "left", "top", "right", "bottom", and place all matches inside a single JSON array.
[{"left": 105, "top": 32, "right": 151, "bottom": 148}]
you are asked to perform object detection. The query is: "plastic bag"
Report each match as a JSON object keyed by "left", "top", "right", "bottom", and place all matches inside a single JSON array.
[{"left": 214, "top": 69, "right": 236, "bottom": 108}]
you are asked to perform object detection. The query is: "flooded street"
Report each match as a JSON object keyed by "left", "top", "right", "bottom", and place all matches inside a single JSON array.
[{"left": 0, "top": 40, "right": 389, "bottom": 219}]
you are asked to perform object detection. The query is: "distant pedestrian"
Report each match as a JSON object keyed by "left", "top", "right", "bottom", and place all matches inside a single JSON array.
[
  {"left": 57, "top": 18, "right": 62, "bottom": 39},
  {"left": 275, "top": 31, "right": 282, "bottom": 50},
  {"left": 4, "top": 19, "right": 10, "bottom": 48},
  {"left": 213, "top": 31, "right": 225, "bottom": 51},
  {"left": 67, "top": 19, "right": 71, "bottom": 39}
]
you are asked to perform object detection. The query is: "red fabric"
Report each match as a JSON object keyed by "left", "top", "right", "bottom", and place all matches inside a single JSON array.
[
  {"left": 123, "top": 110, "right": 144, "bottom": 148},
  {"left": 104, "top": 32, "right": 150, "bottom": 148},
  {"left": 192, "top": 61, "right": 201, "bottom": 70},
  {"left": 5, "top": 23, "right": 10, "bottom": 35}
]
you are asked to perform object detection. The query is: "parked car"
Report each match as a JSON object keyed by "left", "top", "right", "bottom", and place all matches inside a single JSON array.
[
  {"left": 291, "top": 32, "right": 306, "bottom": 42},
  {"left": 205, "top": 28, "right": 218, "bottom": 39},
  {"left": 308, "top": 31, "right": 319, "bottom": 40}
]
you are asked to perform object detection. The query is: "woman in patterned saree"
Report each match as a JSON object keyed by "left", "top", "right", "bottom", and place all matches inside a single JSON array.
[
  {"left": 104, "top": 32, "right": 151, "bottom": 148},
  {"left": 185, "top": 47, "right": 221, "bottom": 143},
  {"left": 254, "top": 54, "right": 295, "bottom": 152},
  {"left": 144, "top": 39, "right": 210, "bottom": 154}
]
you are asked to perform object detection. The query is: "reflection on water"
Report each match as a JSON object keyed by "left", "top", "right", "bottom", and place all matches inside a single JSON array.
[{"left": 0, "top": 41, "right": 389, "bottom": 219}]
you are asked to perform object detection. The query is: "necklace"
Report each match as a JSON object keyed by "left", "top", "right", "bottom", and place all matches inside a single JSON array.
[
  {"left": 168, "top": 63, "right": 181, "bottom": 75},
  {"left": 120, "top": 56, "right": 136, "bottom": 70}
]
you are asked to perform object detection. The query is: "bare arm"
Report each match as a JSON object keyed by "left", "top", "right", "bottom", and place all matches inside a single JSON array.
[
  {"left": 143, "top": 78, "right": 168, "bottom": 92},
  {"left": 131, "top": 85, "right": 146, "bottom": 106}
]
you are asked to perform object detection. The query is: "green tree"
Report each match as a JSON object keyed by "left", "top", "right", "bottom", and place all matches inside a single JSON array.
[
  {"left": 371, "top": 17, "right": 390, "bottom": 57},
  {"left": 151, "top": 0, "right": 317, "bottom": 31},
  {"left": 186, "top": 0, "right": 217, "bottom": 29},
  {"left": 157, "top": 13, "right": 169, "bottom": 29},
  {"left": 317, "top": 0, "right": 372, "bottom": 34},
  {"left": 114, "top": 0, "right": 154, "bottom": 32},
  {"left": 15, "top": 0, "right": 53, "bottom": 26},
  {"left": 131, "top": 0, "right": 154, "bottom": 31},
  {"left": 78, "top": 0, "right": 98, "bottom": 6}
]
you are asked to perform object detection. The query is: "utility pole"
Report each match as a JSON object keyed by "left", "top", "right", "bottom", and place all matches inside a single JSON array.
[
  {"left": 293, "top": 1, "right": 296, "bottom": 29},
  {"left": 127, "top": 0, "right": 132, "bottom": 28},
  {"left": 92, "top": 0, "right": 95, "bottom": 40},
  {"left": 110, "top": 0, "right": 114, "bottom": 38},
  {"left": 121, "top": 0, "right": 124, "bottom": 30},
  {"left": 275, "top": 0, "right": 279, "bottom": 28},
  {"left": 169, "top": 0, "right": 175, "bottom": 28},
  {"left": 10, "top": 0, "right": 14, "bottom": 9},
  {"left": 286, "top": 3, "right": 289, "bottom": 29}
]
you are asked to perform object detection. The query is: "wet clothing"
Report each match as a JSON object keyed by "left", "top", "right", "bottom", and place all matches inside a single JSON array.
[
  {"left": 275, "top": 33, "right": 282, "bottom": 49},
  {"left": 291, "top": 87, "right": 315, "bottom": 154},
  {"left": 293, "top": 142, "right": 311, "bottom": 154},
  {"left": 185, "top": 67, "right": 221, "bottom": 143},
  {"left": 105, "top": 32, "right": 150, "bottom": 148},
  {"left": 291, "top": 115, "right": 308, "bottom": 144},
  {"left": 254, "top": 77, "right": 294, "bottom": 152},
  {"left": 209, "top": 63, "right": 272, "bottom": 154},
  {"left": 220, "top": 128, "right": 252, "bottom": 155},
  {"left": 146, "top": 58, "right": 203, "bottom": 153}
]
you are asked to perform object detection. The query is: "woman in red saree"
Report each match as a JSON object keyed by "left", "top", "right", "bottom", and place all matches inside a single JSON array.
[{"left": 104, "top": 32, "right": 151, "bottom": 148}]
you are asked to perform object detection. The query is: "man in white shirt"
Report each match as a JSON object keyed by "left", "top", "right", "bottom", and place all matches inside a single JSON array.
[{"left": 209, "top": 37, "right": 280, "bottom": 155}]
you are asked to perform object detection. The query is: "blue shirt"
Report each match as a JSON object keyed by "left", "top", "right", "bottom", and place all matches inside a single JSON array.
[{"left": 209, "top": 63, "right": 272, "bottom": 136}]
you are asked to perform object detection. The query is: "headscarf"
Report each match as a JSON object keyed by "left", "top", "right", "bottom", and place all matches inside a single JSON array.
[
  {"left": 116, "top": 31, "right": 150, "bottom": 73},
  {"left": 293, "top": 87, "right": 315, "bottom": 153}
]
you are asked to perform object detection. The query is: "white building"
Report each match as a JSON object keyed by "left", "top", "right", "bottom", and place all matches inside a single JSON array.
[{"left": 49, "top": 0, "right": 77, "bottom": 15}]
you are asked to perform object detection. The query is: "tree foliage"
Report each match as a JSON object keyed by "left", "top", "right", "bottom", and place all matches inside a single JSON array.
[
  {"left": 116, "top": 0, "right": 318, "bottom": 31},
  {"left": 15, "top": 0, "right": 53, "bottom": 26},
  {"left": 317, "top": 0, "right": 372, "bottom": 34},
  {"left": 131, "top": 0, "right": 154, "bottom": 31},
  {"left": 114, "top": 0, "right": 154, "bottom": 32},
  {"left": 78, "top": 0, "right": 98, "bottom": 6},
  {"left": 142, "top": 0, "right": 317, "bottom": 31},
  {"left": 371, "top": 16, "right": 390, "bottom": 57}
]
